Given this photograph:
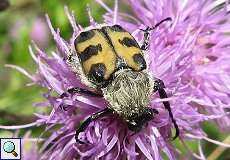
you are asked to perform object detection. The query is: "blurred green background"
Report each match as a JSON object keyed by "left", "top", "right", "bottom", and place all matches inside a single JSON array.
[{"left": 0, "top": 0, "right": 229, "bottom": 159}]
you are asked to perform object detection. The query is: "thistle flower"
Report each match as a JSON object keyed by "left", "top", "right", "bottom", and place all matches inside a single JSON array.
[
  {"left": 105, "top": 0, "right": 230, "bottom": 132},
  {"left": 3, "top": 0, "right": 230, "bottom": 159}
]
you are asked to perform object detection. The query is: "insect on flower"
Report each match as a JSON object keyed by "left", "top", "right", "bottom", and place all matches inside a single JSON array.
[{"left": 61, "top": 17, "right": 180, "bottom": 144}]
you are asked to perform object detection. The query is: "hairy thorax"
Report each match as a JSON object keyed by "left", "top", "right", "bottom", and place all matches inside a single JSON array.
[{"left": 102, "top": 69, "right": 154, "bottom": 119}]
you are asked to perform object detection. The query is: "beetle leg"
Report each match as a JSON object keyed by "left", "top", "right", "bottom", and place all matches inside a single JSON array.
[
  {"left": 153, "top": 79, "right": 179, "bottom": 140},
  {"left": 140, "top": 17, "right": 172, "bottom": 50},
  {"left": 59, "top": 87, "right": 103, "bottom": 111},
  {"left": 75, "top": 108, "right": 113, "bottom": 144},
  {"left": 60, "top": 87, "right": 103, "bottom": 98}
]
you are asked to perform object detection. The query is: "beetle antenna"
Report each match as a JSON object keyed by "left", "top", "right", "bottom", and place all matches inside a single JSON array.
[
  {"left": 151, "top": 17, "right": 172, "bottom": 30},
  {"left": 140, "top": 17, "right": 172, "bottom": 32},
  {"left": 140, "top": 17, "right": 172, "bottom": 50}
]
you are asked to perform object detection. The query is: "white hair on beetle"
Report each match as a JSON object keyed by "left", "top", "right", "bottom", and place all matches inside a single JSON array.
[{"left": 103, "top": 69, "right": 154, "bottom": 119}]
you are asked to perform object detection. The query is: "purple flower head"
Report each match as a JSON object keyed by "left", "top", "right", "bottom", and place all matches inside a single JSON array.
[{"left": 3, "top": 0, "right": 230, "bottom": 159}]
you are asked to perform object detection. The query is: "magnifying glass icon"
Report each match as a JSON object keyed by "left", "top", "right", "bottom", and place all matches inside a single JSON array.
[{"left": 3, "top": 141, "right": 18, "bottom": 157}]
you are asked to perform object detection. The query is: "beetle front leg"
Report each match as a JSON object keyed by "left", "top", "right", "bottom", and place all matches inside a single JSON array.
[{"left": 75, "top": 107, "right": 113, "bottom": 144}]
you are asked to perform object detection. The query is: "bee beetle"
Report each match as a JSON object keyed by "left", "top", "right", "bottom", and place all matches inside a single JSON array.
[{"left": 62, "top": 17, "right": 179, "bottom": 144}]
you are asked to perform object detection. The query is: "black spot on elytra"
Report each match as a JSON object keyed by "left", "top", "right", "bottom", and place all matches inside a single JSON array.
[
  {"left": 75, "top": 30, "right": 95, "bottom": 44},
  {"left": 89, "top": 63, "right": 106, "bottom": 83},
  {"left": 133, "top": 53, "right": 146, "bottom": 70},
  {"left": 109, "top": 25, "right": 126, "bottom": 32},
  {"left": 119, "top": 37, "right": 139, "bottom": 48},
  {"left": 78, "top": 44, "right": 102, "bottom": 62}
]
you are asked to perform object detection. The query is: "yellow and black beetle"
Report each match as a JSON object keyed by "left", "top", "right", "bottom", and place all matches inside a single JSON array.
[{"left": 61, "top": 17, "right": 179, "bottom": 144}]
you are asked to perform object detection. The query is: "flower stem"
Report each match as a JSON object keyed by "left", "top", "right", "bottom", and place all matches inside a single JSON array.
[{"left": 207, "top": 135, "right": 230, "bottom": 160}]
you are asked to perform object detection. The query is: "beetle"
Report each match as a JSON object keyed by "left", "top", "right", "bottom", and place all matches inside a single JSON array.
[{"left": 61, "top": 17, "right": 179, "bottom": 144}]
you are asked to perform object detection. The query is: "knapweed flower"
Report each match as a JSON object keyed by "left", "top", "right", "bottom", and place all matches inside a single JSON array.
[{"left": 4, "top": 0, "right": 230, "bottom": 159}]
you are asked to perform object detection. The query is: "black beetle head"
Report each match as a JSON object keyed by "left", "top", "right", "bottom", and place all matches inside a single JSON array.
[{"left": 126, "top": 108, "right": 155, "bottom": 132}]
